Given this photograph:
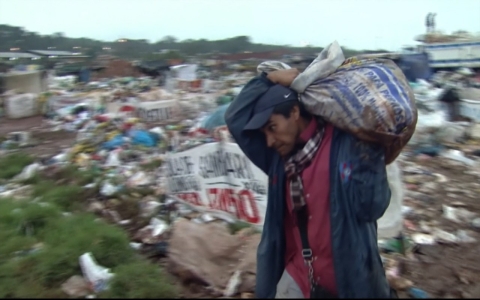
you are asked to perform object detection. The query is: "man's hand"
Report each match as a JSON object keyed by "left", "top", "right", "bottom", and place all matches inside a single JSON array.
[{"left": 267, "top": 69, "right": 299, "bottom": 87}]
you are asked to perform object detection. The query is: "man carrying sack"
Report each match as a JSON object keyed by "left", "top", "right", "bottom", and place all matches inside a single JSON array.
[{"left": 226, "top": 68, "right": 402, "bottom": 298}]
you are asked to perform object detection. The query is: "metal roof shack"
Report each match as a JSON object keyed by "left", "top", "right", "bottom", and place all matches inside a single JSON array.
[
  {"left": 216, "top": 50, "right": 291, "bottom": 62},
  {"left": 0, "top": 52, "right": 41, "bottom": 59},
  {"left": 26, "top": 50, "right": 89, "bottom": 58}
]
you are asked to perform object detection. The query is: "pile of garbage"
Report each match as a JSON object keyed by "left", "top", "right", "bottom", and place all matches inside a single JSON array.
[
  {"left": 2, "top": 60, "right": 480, "bottom": 298},
  {"left": 408, "top": 78, "right": 480, "bottom": 156}
]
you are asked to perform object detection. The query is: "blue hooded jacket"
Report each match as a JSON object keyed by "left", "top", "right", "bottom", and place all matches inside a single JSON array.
[{"left": 225, "top": 73, "right": 393, "bottom": 298}]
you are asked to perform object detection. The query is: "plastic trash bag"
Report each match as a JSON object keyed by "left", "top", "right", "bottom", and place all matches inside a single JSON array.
[
  {"left": 378, "top": 160, "right": 405, "bottom": 239},
  {"left": 14, "top": 163, "right": 42, "bottom": 181},
  {"left": 79, "top": 252, "right": 114, "bottom": 293},
  {"left": 127, "top": 171, "right": 151, "bottom": 186},
  {"left": 258, "top": 41, "right": 417, "bottom": 164},
  {"left": 129, "top": 130, "right": 158, "bottom": 147},
  {"left": 149, "top": 126, "right": 165, "bottom": 138},
  {"left": 100, "top": 181, "right": 119, "bottom": 197},
  {"left": 101, "top": 135, "right": 125, "bottom": 150},
  {"left": 149, "top": 217, "right": 169, "bottom": 237},
  {"left": 105, "top": 150, "right": 122, "bottom": 167}
]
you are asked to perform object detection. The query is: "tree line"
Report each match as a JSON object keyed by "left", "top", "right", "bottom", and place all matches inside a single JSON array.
[{"left": 0, "top": 24, "right": 388, "bottom": 60}]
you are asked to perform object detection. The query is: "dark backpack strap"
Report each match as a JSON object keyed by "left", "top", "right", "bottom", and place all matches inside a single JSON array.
[
  {"left": 296, "top": 207, "right": 313, "bottom": 262},
  {"left": 296, "top": 206, "right": 338, "bottom": 299}
]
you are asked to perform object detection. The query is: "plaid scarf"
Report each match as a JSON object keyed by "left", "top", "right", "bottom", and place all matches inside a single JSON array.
[{"left": 284, "top": 123, "right": 325, "bottom": 211}]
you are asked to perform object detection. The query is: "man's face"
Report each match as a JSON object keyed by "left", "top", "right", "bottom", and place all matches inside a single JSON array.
[{"left": 260, "top": 106, "right": 300, "bottom": 158}]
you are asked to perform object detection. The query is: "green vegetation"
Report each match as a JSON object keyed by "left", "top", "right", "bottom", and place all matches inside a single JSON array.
[
  {"left": 228, "top": 220, "right": 256, "bottom": 234},
  {"left": 0, "top": 153, "right": 177, "bottom": 298},
  {"left": 101, "top": 261, "right": 177, "bottom": 298},
  {"left": 139, "top": 158, "right": 164, "bottom": 171},
  {"left": 0, "top": 153, "right": 35, "bottom": 180},
  {"left": 0, "top": 24, "right": 387, "bottom": 61}
]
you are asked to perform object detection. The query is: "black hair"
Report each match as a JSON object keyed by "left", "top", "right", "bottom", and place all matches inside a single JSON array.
[{"left": 272, "top": 100, "right": 311, "bottom": 120}]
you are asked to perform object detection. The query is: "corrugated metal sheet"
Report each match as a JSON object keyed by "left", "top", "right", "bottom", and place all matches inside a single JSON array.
[
  {"left": 28, "top": 50, "right": 77, "bottom": 56},
  {"left": 0, "top": 52, "right": 41, "bottom": 59}
]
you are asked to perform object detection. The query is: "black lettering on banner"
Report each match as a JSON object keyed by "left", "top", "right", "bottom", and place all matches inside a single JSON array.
[
  {"left": 198, "top": 150, "right": 255, "bottom": 180},
  {"left": 138, "top": 106, "right": 173, "bottom": 122},
  {"left": 166, "top": 155, "right": 200, "bottom": 193},
  {"left": 166, "top": 156, "right": 195, "bottom": 176},
  {"left": 242, "top": 180, "right": 267, "bottom": 196},
  {"left": 167, "top": 175, "right": 201, "bottom": 193}
]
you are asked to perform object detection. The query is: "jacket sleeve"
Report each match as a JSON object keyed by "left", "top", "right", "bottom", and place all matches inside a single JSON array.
[
  {"left": 225, "top": 73, "right": 275, "bottom": 174},
  {"left": 350, "top": 140, "right": 391, "bottom": 223}
]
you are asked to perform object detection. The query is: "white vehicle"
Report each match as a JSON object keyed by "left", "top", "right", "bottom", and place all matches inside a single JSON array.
[
  {"left": 420, "top": 41, "right": 480, "bottom": 69},
  {"left": 415, "top": 33, "right": 480, "bottom": 69}
]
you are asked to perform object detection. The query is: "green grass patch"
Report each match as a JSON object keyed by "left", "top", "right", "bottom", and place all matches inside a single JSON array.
[
  {"left": 0, "top": 152, "right": 35, "bottom": 180},
  {"left": 0, "top": 161, "right": 178, "bottom": 298},
  {"left": 56, "top": 165, "right": 99, "bottom": 186},
  {"left": 0, "top": 198, "right": 176, "bottom": 298},
  {"left": 101, "top": 260, "right": 178, "bottom": 298},
  {"left": 228, "top": 220, "right": 255, "bottom": 234},
  {"left": 32, "top": 180, "right": 85, "bottom": 211},
  {"left": 139, "top": 159, "right": 163, "bottom": 171}
]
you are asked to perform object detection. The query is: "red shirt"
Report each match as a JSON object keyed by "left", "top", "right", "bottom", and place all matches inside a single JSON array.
[{"left": 284, "top": 120, "right": 337, "bottom": 298}]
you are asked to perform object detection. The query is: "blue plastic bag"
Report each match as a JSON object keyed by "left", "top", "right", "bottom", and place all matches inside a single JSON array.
[
  {"left": 102, "top": 135, "right": 125, "bottom": 150},
  {"left": 129, "top": 130, "right": 158, "bottom": 147}
]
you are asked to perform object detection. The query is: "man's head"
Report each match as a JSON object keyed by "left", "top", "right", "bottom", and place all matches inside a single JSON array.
[{"left": 244, "top": 84, "right": 311, "bottom": 157}]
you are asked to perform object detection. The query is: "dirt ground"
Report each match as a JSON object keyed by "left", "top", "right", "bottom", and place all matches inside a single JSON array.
[
  {"left": 395, "top": 154, "right": 480, "bottom": 299},
  {"left": 0, "top": 115, "right": 45, "bottom": 136},
  {"left": 0, "top": 116, "right": 77, "bottom": 157}
]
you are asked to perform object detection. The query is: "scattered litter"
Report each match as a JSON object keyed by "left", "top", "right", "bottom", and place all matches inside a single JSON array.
[
  {"left": 129, "top": 242, "right": 142, "bottom": 250},
  {"left": 79, "top": 252, "right": 114, "bottom": 293},
  {"left": 411, "top": 233, "right": 436, "bottom": 245},
  {"left": 409, "top": 287, "right": 430, "bottom": 299},
  {"left": 433, "top": 229, "right": 458, "bottom": 244},
  {"left": 441, "top": 149, "right": 476, "bottom": 166},
  {"left": 471, "top": 218, "right": 480, "bottom": 229},
  {"left": 14, "top": 163, "right": 42, "bottom": 181},
  {"left": 100, "top": 182, "right": 120, "bottom": 197},
  {"left": 61, "top": 275, "right": 90, "bottom": 298},
  {"left": 224, "top": 270, "right": 242, "bottom": 297},
  {"left": 1, "top": 51, "right": 480, "bottom": 299},
  {"left": 150, "top": 217, "right": 169, "bottom": 237},
  {"left": 443, "top": 205, "right": 477, "bottom": 223}
]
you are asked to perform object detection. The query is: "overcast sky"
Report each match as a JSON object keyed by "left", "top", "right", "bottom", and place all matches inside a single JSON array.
[{"left": 0, "top": 0, "right": 479, "bottom": 51}]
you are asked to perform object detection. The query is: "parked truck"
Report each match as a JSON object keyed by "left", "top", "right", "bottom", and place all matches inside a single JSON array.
[{"left": 414, "top": 33, "right": 480, "bottom": 71}]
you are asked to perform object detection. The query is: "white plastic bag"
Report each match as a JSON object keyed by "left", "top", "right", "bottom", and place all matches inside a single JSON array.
[
  {"left": 377, "top": 161, "right": 405, "bottom": 239},
  {"left": 104, "top": 150, "right": 121, "bottom": 167},
  {"left": 14, "top": 163, "right": 41, "bottom": 181},
  {"left": 100, "top": 181, "right": 119, "bottom": 197},
  {"left": 79, "top": 253, "right": 114, "bottom": 293},
  {"left": 127, "top": 171, "right": 151, "bottom": 186}
]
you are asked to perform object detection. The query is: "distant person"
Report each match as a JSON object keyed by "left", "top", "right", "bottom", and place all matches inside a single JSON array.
[
  {"left": 431, "top": 13, "right": 437, "bottom": 32},
  {"left": 425, "top": 13, "right": 432, "bottom": 33},
  {"left": 225, "top": 69, "right": 396, "bottom": 298}
]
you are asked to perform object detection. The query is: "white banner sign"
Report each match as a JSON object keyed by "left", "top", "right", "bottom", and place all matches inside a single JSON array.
[
  {"left": 137, "top": 99, "right": 179, "bottom": 123},
  {"left": 166, "top": 142, "right": 403, "bottom": 238},
  {"left": 166, "top": 142, "right": 268, "bottom": 226}
]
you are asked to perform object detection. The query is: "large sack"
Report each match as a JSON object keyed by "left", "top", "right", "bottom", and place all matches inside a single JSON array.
[
  {"left": 5, "top": 93, "right": 39, "bottom": 119},
  {"left": 168, "top": 218, "right": 259, "bottom": 294},
  {"left": 258, "top": 41, "right": 417, "bottom": 164}
]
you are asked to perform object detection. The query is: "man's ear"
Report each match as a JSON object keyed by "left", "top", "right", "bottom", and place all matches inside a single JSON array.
[{"left": 291, "top": 105, "right": 300, "bottom": 121}]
